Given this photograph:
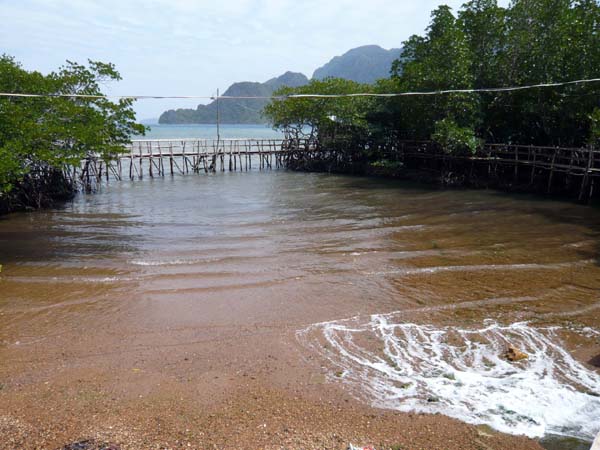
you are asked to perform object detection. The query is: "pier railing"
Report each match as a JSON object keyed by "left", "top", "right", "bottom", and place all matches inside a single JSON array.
[
  {"left": 72, "top": 137, "right": 599, "bottom": 201},
  {"left": 396, "top": 141, "right": 599, "bottom": 201},
  {"left": 72, "top": 138, "right": 316, "bottom": 188}
]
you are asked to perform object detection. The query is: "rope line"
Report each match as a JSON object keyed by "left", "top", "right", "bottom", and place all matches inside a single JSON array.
[{"left": 0, "top": 78, "right": 599, "bottom": 100}]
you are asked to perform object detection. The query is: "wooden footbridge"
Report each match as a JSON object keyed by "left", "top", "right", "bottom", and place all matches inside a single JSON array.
[
  {"left": 75, "top": 138, "right": 315, "bottom": 186},
  {"left": 397, "top": 141, "right": 599, "bottom": 201},
  {"left": 73, "top": 136, "right": 599, "bottom": 201}
]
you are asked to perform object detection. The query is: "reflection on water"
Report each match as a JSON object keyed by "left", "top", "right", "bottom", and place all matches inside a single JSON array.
[{"left": 0, "top": 171, "right": 599, "bottom": 445}]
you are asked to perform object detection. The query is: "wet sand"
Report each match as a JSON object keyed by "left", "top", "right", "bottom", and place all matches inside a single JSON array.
[{"left": 1, "top": 172, "right": 599, "bottom": 449}]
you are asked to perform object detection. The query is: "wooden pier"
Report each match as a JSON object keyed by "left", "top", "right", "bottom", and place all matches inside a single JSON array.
[
  {"left": 281, "top": 138, "right": 600, "bottom": 201},
  {"left": 71, "top": 136, "right": 599, "bottom": 201},
  {"left": 396, "top": 141, "right": 600, "bottom": 201},
  {"left": 73, "top": 138, "right": 315, "bottom": 188}
]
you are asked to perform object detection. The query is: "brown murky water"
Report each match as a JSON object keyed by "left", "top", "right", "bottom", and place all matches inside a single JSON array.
[{"left": 0, "top": 171, "right": 599, "bottom": 449}]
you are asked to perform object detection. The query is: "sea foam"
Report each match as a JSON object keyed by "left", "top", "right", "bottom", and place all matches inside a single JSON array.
[{"left": 298, "top": 317, "right": 600, "bottom": 440}]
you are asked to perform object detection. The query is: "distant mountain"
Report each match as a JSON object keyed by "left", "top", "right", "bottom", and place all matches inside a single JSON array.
[
  {"left": 159, "top": 72, "right": 308, "bottom": 124},
  {"left": 159, "top": 45, "right": 404, "bottom": 124},
  {"left": 312, "top": 45, "right": 402, "bottom": 84}
]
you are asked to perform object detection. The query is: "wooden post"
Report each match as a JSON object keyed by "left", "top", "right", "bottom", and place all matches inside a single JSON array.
[
  {"left": 139, "top": 144, "right": 143, "bottom": 179},
  {"left": 246, "top": 141, "right": 250, "bottom": 170},
  {"left": 148, "top": 142, "right": 154, "bottom": 178},
  {"left": 198, "top": 142, "right": 203, "bottom": 173},
  {"left": 260, "top": 141, "right": 264, "bottom": 170},
  {"left": 579, "top": 146, "right": 594, "bottom": 201},
  {"left": 170, "top": 144, "right": 174, "bottom": 175},
  {"left": 529, "top": 146, "right": 536, "bottom": 186},
  {"left": 129, "top": 152, "right": 133, "bottom": 180},
  {"left": 161, "top": 145, "right": 165, "bottom": 176},
  {"left": 234, "top": 141, "right": 238, "bottom": 171},
  {"left": 183, "top": 143, "right": 188, "bottom": 173},
  {"left": 547, "top": 148, "right": 557, "bottom": 193},
  {"left": 513, "top": 145, "right": 519, "bottom": 183},
  {"left": 565, "top": 148, "right": 575, "bottom": 189}
]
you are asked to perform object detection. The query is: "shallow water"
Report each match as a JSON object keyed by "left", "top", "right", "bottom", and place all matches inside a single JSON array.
[{"left": 1, "top": 171, "right": 599, "bottom": 445}]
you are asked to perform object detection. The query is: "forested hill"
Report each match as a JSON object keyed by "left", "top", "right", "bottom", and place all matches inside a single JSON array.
[
  {"left": 159, "top": 45, "right": 402, "bottom": 124},
  {"left": 312, "top": 45, "right": 402, "bottom": 84},
  {"left": 158, "top": 72, "right": 308, "bottom": 124}
]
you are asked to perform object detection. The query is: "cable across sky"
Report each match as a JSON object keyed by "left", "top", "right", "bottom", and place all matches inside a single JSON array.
[{"left": 0, "top": 77, "right": 599, "bottom": 100}]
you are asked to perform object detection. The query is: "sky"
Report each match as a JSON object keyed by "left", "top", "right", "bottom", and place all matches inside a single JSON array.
[{"left": 1, "top": 0, "right": 509, "bottom": 120}]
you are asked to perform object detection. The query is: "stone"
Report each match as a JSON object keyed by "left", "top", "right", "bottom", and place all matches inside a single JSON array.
[{"left": 504, "top": 345, "right": 528, "bottom": 362}]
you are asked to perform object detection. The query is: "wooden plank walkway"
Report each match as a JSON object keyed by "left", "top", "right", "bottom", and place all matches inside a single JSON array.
[
  {"left": 73, "top": 138, "right": 315, "bottom": 188},
  {"left": 70, "top": 137, "right": 599, "bottom": 201}
]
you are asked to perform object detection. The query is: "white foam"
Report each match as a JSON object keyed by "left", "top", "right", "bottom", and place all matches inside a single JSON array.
[
  {"left": 365, "top": 259, "right": 594, "bottom": 276},
  {"left": 130, "top": 258, "right": 211, "bottom": 266},
  {"left": 298, "top": 318, "right": 600, "bottom": 440},
  {"left": 130, "top": 259, "right": 181, "bottom": 266},
  {"left": 5, "top": 276, "right": 132, "bottom": 283},
  {"left": 129, "top": 255, "right": 249, "bottom": 266}
]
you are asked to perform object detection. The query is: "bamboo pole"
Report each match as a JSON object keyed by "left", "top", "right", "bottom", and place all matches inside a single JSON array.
[
  {"left": 547, "top": 148, "right": 557, "bottom": 193},
  {"left": 529, "top": 146, "right": 536, "bottom": 185},
  {"left": 170, "top": 144, "right": 174, "bottom": 175},
  {"left": 139, "top": 144, "right": 143, "bottom": 179},
  {"left": 579, "top": 146, "right": 594, "bottom": 201}
]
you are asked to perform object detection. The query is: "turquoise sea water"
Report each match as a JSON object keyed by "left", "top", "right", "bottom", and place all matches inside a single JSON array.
[{"left": 140, "top": 123, "right": 283, "bottom": 140}]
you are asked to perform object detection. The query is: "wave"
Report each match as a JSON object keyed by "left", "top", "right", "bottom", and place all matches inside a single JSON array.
[
  {"left": 129, "top": 254, "right": 263, "bottom": 267},
  {"left": 298, "top": 318, "right": 600, "bottom": 440},
  {"left": 2, "top": 276, "right": 133, "bottom": 284},
  {"left": 365, "top": 259, "right": 594, "bottom": 276}
]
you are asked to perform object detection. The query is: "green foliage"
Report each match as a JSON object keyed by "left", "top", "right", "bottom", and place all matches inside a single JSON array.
[
  {"left": 391, "top": 0, "right": 600, "bottom": 147},
  {"left": 265, "top": 0, "right": 600, "bottom": 159},
  {"left": 0, "top": 55, "right": 145, "bottom": 195},
  {"left": 264, "top": 78, "right": 372, "bottom": 139},
  {"left": 432, "top": 118, "right": 481, "bottom": 155},
  {"left": 386, "top": 5, "right": 480, "bottom": 141},
  {"left": 484, "top": 0, "right": 600, "bottom": 144},
  {"left": 589, "top": 108, "right": 600, "bottom": 145},
  {"left": 459, "top": 0, "right": 506, "bottom": 88}
]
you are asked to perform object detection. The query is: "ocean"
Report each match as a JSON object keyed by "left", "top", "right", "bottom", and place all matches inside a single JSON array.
[{"left": 140, "top": 123, "right": 283, "bottom": 140}]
